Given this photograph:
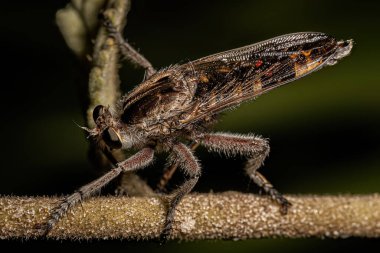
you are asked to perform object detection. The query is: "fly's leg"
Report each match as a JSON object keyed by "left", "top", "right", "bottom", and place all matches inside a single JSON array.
[
  {"left": 36, "top": 147, "right": 154, "bottom": 236},
  {"left": 199, "top": 132, "right": 291, "bottom": 214},
  {"left": 245, "top": 157, "right": 291, "bottom": 214},
  {"left": 157, "top": 142, "right": 199, "bottom": 192},
  {"left": 160, "top": 143, "right": 201, "bottom": 241},
  {"left": 157, "top": 162, "right": 178, "bottom": 193},
  {"left": 103, "top": 17, "right": 156, "bottom": 78}
]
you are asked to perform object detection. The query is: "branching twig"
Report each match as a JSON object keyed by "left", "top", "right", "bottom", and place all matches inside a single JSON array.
[
  {"left": 87, "top": 0, "right": 129, "bottom": 127},
  {"left": 56, "top": 0, "right": 154, "bottom": 195},
  {"left": 1, "top": 193, "right": 379, "bottom": 240}
]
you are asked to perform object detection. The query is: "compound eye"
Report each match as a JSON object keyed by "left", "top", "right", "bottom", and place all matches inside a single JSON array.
[
  {"left": 102, "top": 127, "right": 122, "bottom": 149},
  {"left": 93, "top": 105, "right": 105, "bottom": 122}
]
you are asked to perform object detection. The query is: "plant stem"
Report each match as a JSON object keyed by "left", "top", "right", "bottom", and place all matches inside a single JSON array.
[{"left": 1, "top": 193, "right": 379, "bottom": 240}]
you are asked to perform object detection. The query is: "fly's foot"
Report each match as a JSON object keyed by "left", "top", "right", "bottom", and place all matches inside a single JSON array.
[
  {"left": 158, "top": 193, "right": 180, "bottom": 243},
  {"left": 267, "top": 187, "right": 292, "bottom": 215},
  {"left": 159, "top": 220, "right": 172, "bottom": 244},
  {"left": 33, "top": 222, "right": 52, "bottom": 237}
]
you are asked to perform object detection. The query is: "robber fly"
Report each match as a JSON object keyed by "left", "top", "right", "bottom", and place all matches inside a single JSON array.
[{"left": 37, "top": 19, "right": 353, "bottom": 240}]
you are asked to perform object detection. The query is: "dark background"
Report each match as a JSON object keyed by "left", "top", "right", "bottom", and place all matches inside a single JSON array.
[{"left": 1, "top": 0, "right": 379, "bottom": 251}]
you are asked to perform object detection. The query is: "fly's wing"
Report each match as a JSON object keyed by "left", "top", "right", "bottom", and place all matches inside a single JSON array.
[{"left": 178, "top": 32, "right": 352, "bottom": 125}]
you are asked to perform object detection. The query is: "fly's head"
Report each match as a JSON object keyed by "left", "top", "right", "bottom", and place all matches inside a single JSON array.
[{"left": 89, "top": 105, "right": 124, "bottom": 150}]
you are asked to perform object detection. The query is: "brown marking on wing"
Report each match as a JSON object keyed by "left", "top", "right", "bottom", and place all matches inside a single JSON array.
[
  {"left": 209, "top": 89, "right": 218, "bottom": 106},
  {"left": 236, "top": 84, "right": 243, "bottom": 97},
  {"left": 253, "top": 79, "right": 262, "bottom": 93},
  {"left": 294, "top": 50, "right": 324, "bottom": 77},
  {"left": 217, "top": 66, "right": 231, "bottom": 73},
  {"left": 199, "top": 74, "right": 209, "bottom": 83}
]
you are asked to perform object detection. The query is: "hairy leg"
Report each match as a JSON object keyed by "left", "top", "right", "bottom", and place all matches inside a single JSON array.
[
  {"left": 160, "top": 143, "right": 201, "bottom": 241},
  {"left": 157, "top": 142, "right": 199, "bottom": 192},
  {"left": 103, "top": 18, "right": 156, "bottom": 78},
  {"left": 199, "top": 132, "right": 291, "bottom": 214},
  {"left": 36, "top": 147, "right": 154, "bottom": 235}
]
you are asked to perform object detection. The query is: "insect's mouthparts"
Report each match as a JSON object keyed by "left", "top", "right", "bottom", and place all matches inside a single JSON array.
[{"left": 326, "top": 39, "right": 354, "bottom": 66}]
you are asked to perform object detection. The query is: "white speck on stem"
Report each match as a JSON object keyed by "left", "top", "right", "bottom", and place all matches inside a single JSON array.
[{"left": 180, "top": 216, "right": 196, "bottom": 234}]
